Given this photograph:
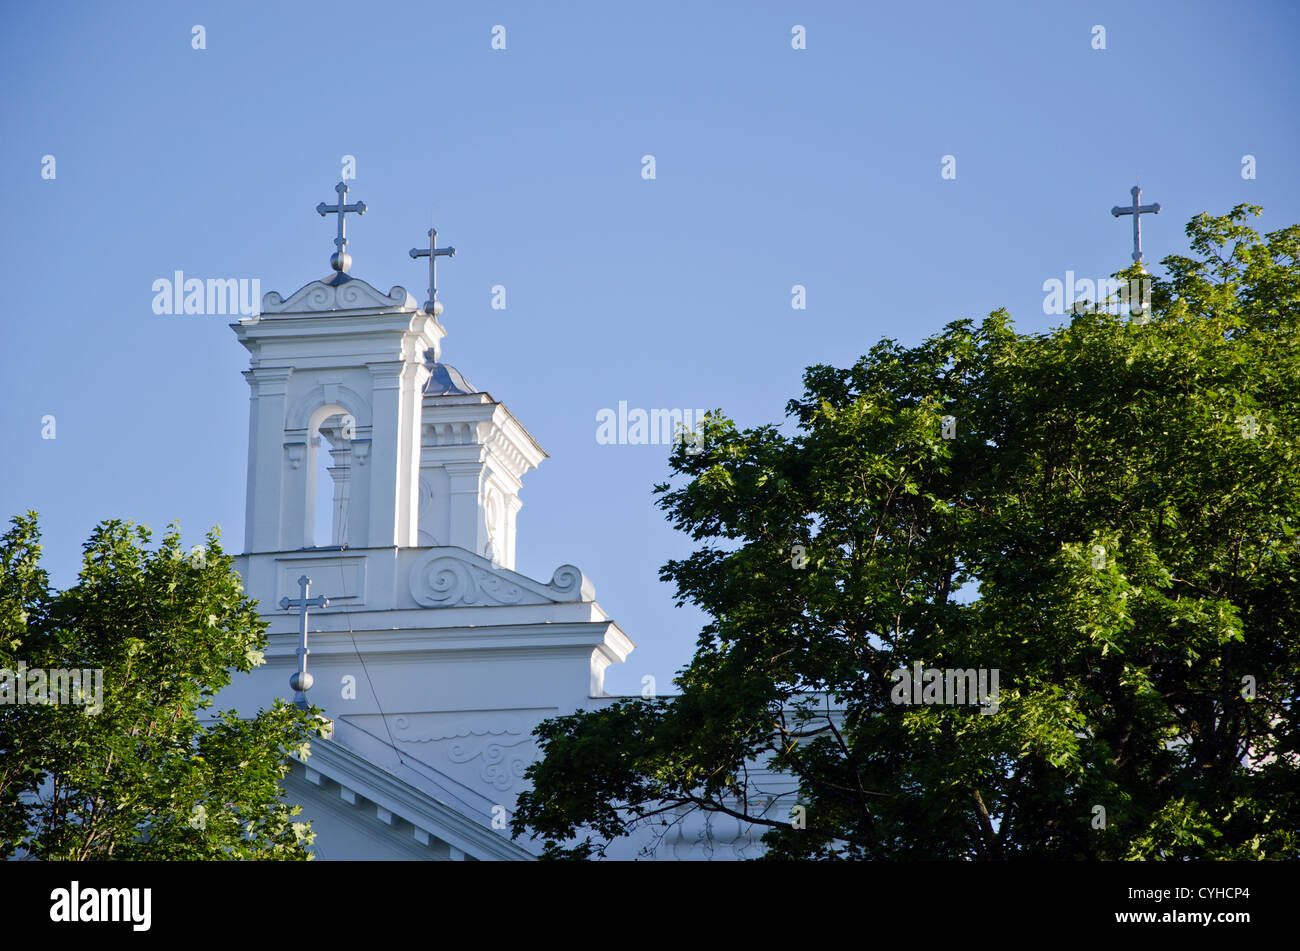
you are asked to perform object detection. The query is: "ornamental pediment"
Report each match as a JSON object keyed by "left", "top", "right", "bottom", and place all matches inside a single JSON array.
[{"left": 261, "top": 276, "right": 418, "bottom": 315}]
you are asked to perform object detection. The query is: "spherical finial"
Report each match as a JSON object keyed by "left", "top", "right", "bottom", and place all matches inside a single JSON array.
[
  {"left": 424, "top": 299, "right": 443, "bottom": 317},
  {"left": 289, "top": 671, "right": 315, "bottom": 693},
  {"left": 330, "top": 251, "right": 352, "bottom": 273}
]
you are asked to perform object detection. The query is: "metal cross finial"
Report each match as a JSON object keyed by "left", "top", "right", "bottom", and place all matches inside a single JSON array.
[
  {"left": 279, "top": 574, "right": 331, "bottom": 710},
  {"left": 1111, "top": 185, "right": 1161, "bottom": 267},
  {"left": 317, "top": 181, "right": 367, "bottom": 273},
  {"left": 409, "top": 211, "right": 456, "bottom": 316}
]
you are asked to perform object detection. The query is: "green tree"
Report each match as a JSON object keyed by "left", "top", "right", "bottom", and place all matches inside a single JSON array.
[
  {"left": 0, "top": 514, "right": 325, "bottom": 859},
  {"left": 513, "top": 206, "right": 1300, "bottom": 859}
]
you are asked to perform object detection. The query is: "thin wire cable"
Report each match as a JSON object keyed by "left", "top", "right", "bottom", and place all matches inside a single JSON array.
[
  {"left": 309, "top": 421, "right": 504, "bottom": 831},
  {"left": 325, "top": 425, "right": 406, "bottom": 767}
]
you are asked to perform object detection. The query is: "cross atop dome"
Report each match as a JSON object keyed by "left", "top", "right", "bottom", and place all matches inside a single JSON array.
[
  {"left": 409, "top": 211, "right": 456, "bottom": 316},
  {"left": 317, "top": 181, "right": 367, "bottom": 273}
]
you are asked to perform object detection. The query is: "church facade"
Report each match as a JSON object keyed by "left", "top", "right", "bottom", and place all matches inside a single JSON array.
[{"left": 214, "top": 193, "right": 786, "bottom": 859}]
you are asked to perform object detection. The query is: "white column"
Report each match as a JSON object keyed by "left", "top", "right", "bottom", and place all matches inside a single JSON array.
[
  {"left": 396, "top": 360, "right": 430, "bottom": 548},
  {"left": 328, "top": 443, "right": 352, "bottom": 547},
  {"left": 445, "top": 461, "right": 485, "bottom": 555},
  {"left": 366, "top": 362, "right": 406, "bottom": 549},
  {"left": 243, "top": 366, "right": 293, "bottom": 552},
  {"left": 366, "top": 357, "right": 427, "bottom": 549},
  {"left": 503, "top": 494, "right": 523, "bottom": 572},
  {"left": 280, "top": 428, "right": 312, "bottom": 550}
]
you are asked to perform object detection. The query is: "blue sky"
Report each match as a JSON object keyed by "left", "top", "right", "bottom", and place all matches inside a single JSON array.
[{"left": 3, "top": 0, "right": 1297, "bottom": 696}]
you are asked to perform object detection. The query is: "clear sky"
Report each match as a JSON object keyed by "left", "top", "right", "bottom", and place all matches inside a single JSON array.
[{"left": 3, "top": 0, "right": 1297, "bottom": 696}]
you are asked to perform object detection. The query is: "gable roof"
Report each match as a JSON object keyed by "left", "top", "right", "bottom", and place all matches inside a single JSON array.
[{"left": 290, "top": 720, "right": 536, "bottom": 861}]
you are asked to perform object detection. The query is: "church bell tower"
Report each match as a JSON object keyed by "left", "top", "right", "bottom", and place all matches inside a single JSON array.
[
  {"left": 232, "top": 182, "right": 544, "bottom": 567},
  {"left": 217, "top": 183, "right": 634, "bottom": 862}
]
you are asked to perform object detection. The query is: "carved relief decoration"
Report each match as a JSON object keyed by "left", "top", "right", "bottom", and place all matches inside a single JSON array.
[
  {"left": 408, "top": 549, "right": 594, "bottom": 607},
  {"left": 392, "top": 715, "right": 542, "bottom": 793},
  {"left": 262, "top": 279, "right": 418, "bottom": 314}
]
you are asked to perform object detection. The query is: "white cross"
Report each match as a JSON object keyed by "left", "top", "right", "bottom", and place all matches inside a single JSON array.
[{"left": 1111, "top": 185, "right": 1161, "bottom": 266}]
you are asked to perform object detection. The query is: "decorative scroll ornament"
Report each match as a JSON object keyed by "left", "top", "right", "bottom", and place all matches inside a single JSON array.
[
  {"left": 408, "top": 550, "right": 593, "bottom": 607},
  {"left": 261, "top": 278, "right": 418, "bottom": 314},
  {"left": 546, "top": 564, "right": 589, "bottom": 600},
  {"left": 412, "top": 556, "right": 525, "bottom": 606}
]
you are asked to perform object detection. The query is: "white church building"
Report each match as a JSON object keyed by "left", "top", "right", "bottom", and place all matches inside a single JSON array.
[{"left": 213, "top": 185, "right": 788, "bottom": 860}]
